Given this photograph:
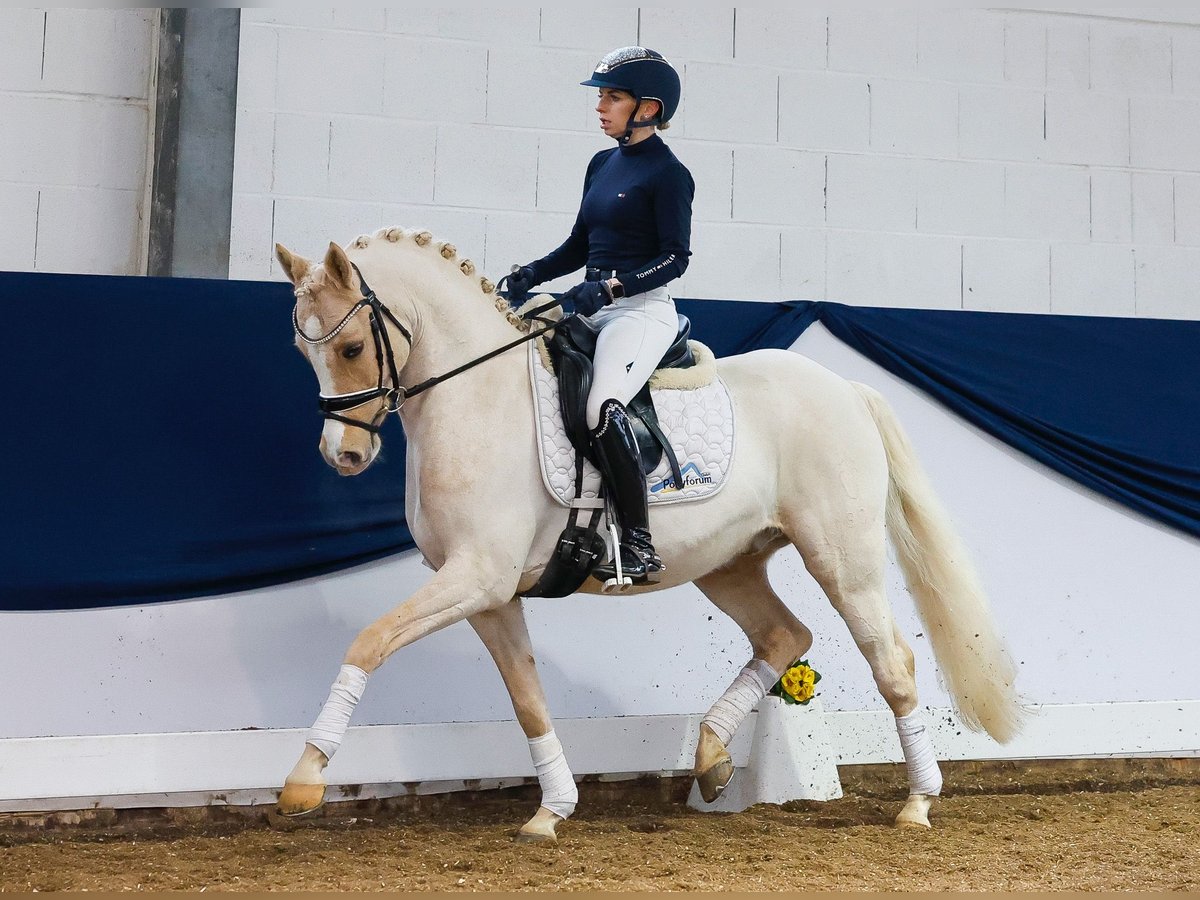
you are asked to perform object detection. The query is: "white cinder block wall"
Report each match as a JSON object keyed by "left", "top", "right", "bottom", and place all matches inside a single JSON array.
[
  {"left": 0, "top": 9, "right": 154, "bottom": 275},
  {"left": 231, "top": 7, "right": 1200, "bottom": 318}
]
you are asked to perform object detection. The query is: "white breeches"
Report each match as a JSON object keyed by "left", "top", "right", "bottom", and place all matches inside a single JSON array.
[{"left": 584, "top": 287, "right": 678, "bottom": 429}]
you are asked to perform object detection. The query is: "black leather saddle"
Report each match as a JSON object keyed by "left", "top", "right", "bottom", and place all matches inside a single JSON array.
[{"left": 549, "top": 313, "right": 694, "bottom": 487}]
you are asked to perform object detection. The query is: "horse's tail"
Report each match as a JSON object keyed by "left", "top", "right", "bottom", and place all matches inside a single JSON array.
[{"left": 852, "top": 382, "right": 1025, "bottom": 744}]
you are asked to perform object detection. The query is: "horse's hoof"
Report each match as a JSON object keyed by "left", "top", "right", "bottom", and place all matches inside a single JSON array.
[
  {"left": 514, "top": 807, "right": 562, "bottom": 844},
  {"left": 277, "top": 782, "right": 327, "bottom": 817},
  {"left": 895, "top": 793, "right": 935, "bottom": 829},
  {"left": 695, "top": 756, "right": 735, "bottom": 803}
]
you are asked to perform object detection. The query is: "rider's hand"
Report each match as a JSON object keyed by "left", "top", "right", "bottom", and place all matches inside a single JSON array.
[
  {"left": 506, "top": 265, "right": 537, "bottom": 304},
  {"left": 562, "top": 281, "right": 610, "bottom": 317}
]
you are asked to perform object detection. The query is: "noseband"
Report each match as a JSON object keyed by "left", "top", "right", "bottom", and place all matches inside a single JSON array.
[{"left": 292, "top": 263, "right": 573, "bottom": 439}]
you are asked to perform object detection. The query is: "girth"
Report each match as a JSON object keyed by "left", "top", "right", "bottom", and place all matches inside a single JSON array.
[{"left": 549, "top": 313, "right": 693, "bottom": 487}]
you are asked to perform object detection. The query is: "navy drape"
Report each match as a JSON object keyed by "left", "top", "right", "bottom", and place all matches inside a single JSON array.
[{"left": 1, "top": 272, "right": 1196, "bottom": 611}]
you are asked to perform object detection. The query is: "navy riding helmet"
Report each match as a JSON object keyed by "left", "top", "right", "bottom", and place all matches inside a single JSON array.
[{"left": 581, "top": 46, "right": 681, "bottom": 142}]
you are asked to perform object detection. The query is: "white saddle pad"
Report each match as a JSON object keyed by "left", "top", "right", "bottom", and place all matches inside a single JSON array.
[{"left": 529, "top": 339, "right": 735, "bottom": 507}]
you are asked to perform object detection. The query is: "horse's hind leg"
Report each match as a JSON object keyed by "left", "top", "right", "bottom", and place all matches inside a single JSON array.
[
  {"left": 468, "top": 601, "right": 577, "bottom": 844},
  {"left": 789, "top": 515, "right": 941, "bottom": 828},
  {"left": 691, "top": 547, "right": 813, "bottom": 802}
]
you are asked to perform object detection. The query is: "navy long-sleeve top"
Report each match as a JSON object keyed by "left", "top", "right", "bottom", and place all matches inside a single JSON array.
[{"left": 529, "top": 134, "right": 694, "bottom": 294}]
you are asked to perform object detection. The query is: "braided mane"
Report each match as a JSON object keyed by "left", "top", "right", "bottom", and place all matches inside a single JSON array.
[{"left": 348, "top": 227, "right": 532, "bottom": 334}]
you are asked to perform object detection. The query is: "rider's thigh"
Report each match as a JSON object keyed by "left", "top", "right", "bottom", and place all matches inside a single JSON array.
[{"left": 586, "top": 297, "right": 677, "bottom": 430}]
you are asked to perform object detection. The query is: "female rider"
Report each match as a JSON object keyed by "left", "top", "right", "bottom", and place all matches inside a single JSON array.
[{"left": 508, "top": 46, "right": 694, "bottom": 585}]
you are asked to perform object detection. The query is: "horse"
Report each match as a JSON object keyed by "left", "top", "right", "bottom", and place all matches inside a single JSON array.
[{"left": 272, "top": 227, "right": 1024, "bottom": 841}]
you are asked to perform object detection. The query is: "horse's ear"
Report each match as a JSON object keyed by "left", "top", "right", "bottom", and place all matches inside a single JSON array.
[
  {"left": 324, "top": 242, "right": 356, "bottom": 291},
  {"left": 275, "top": 243, "right": 311, "bottom": 286}
]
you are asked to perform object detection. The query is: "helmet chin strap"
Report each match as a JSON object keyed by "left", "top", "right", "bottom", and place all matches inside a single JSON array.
[{"left": 619, "top": 115, "right": 659, "bottom": 145}]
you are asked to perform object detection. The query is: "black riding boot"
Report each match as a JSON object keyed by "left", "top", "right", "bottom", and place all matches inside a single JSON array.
[{"left": 589, "top": 398, "right": 664, "bottom": 584}]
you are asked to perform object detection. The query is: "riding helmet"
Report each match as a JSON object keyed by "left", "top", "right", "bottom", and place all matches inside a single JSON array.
[{"left": 581, "top": 46, "right": 681, "bottom": 127}]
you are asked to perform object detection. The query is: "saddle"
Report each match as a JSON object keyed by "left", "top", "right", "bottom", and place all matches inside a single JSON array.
[
  {"left": 550, "top": 313, "right": 693, "bottom": 487},
  {"left": 521, "top": 313, "right": 694, "bottom": 599}
]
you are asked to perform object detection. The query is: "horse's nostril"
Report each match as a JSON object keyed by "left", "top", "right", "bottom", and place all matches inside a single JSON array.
[{"left": 338, "top": 450, "right": 363, "bottom": 468}]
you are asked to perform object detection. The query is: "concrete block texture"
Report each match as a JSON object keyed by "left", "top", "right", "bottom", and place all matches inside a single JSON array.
[
  {"left": 0, "top": 10, "right": 47, "bottom": 93},
  {"left": 733, "top": 9, "right": 827, "bottom": 70},
  {"left": 638, "top": 9, "right": 735, "bottom": 62},
  {"left": 731, "top": 146, "right": 825, "bottom": 227},
  {"left": 868, "top": 79, "right": 957, "bottom": 157},
  {"left": 827, "top": 230, "right": 962, "bottom": 309},
  {"left": 385, "top": 8, "right": 541, "bottom": 44},
  {"left": 433, "top": 124, "right": 539, "bottom": 210},
  {"left": 228, "top": 194, "right": 275, "bottom": 280},
  {"left": 1043, "top": 91, "right": 1129, "bottom": 167},
  {"left": 329, "top": 117, "right": 438, "bottom": 205},
  {"left": 539, "top": 9, "right": 639, "bottom": 52},
  {"left": 916, "top": 8, "right": 1005, "bottom": 85},
  {"left": 1089, "top": 22, "right": 1173, "bottom": 94},
  {"left": 488, "top": 48, "right": 598, "bottom": 132},
  {"left": 684, "top": 223, "right": 782, "bottom": 300},
  {"left": 276, "top": 28, "right": 385, "bottom": 117},
  {"left": 1132, "top": 173, "right": 1175, "bottom": 245},
  {"left": 1046, "top": 20, "right": 1090, "bottom": 90},
  {"left": 271, "top": 114, "right": 330, "bottom": 198},
  {"left": 236, "top": 24, "right": 279, "bottom": 111},
  {"left": 827, "top": 11, "right": 918, "bottom": 77},
  {"left": 272, "top": 197, "right": 386, "bottom": 263},
  {"left": 0, "top": 184, "right": 39, "bottom": 271},
  {"left": 1176, "top": 30, "right": 1200, "bottom": 97},
  {"left": 0, "top": 96, "right": 147, "bottom": 192},
  {"left": 780, "top": 228, "right": 827, "bottom": 301},
  {"left": 1130, "top": 96, "right": 1200, "bottom": 171},
  {"left": 383, "top": 37, "right": 488, "bottom": 125},
  {"left": 1050, "top": 244, "right": 1135, "bottom": 316},
  {"left": 779, "top": 71, "right": 870, "bottom": 151},
  {"left": 683, "top": 62, "right": 779, "bottom": 144},
  {"left": 41, "top": 9, "right": 153, "bottom": 99},
  {"left": 669, "top": 140, "right": 732, "bottom": 223},
  {"left": 1002, "top": 18, "right": 1047, "bottom": 88},
  {"left": 962, "top": 239, "right": 1050, "bottom": 313},
  {"left": 483, "top": 209, "right": 577, "bottom": 291},
  {"left": 1134, "top": 246, "right": 1200, "bottom": 319},
  {"left": 826, "top": 153, "right": 917, "bottom": 233},
  {"left": 1090, "top": 171, "right": 1133, "bottom": 244},
  {"left": 232, "top": 110, "right": 274, "bottom": 196},
  {"left": 35, "top": 186, "right": 142, "bottom": 275},
  {"left": 959, "top": 85, "right": 1045, "bottom": 162},
  {"left": 534, "top": 132, "right": 610, "bottom": 215},
  {"left": 1176, "top": 175, "right": 1200, "bottom": 245},
  {"left": 917, "top": 159, "right": 1006, "bottom": 237},
  {"left": 1004, "top": 166, "right": 1091, "bottom": 242}
]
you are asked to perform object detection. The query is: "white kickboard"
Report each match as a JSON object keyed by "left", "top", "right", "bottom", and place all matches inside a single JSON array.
[{"left": 687, "top": 697, "right": 843, "bottom": 813}]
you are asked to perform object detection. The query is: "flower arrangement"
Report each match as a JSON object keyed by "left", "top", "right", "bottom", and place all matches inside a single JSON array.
[{"left": 769, "top": 659, "right": 821, "bottom": 705}]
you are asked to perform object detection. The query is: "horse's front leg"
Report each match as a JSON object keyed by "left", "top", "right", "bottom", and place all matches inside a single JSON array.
[
  {"left": 468, "top": 601, "right": 577, "bottom": 843},
  {"left": 277, "top": 553, "right": 518, "bottom": 816}
]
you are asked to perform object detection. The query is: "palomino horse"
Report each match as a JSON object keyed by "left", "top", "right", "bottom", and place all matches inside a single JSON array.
[{"left": 274, "top": 228, "right": 1024, "bottom": 840}]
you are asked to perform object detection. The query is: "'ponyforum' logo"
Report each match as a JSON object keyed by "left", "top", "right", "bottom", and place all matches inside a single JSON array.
[{"left": 651, "top": 461, "right": 714, "bottom": 494}]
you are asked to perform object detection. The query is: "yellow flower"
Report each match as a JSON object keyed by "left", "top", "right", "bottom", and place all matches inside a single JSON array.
[{"left": 780, "top": 664, "right": 817, "bottom": 702}]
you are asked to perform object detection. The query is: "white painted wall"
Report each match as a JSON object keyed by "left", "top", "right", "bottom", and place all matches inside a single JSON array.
[
  {"left": 232, "top": 7, "right": 1200, "bottom": 318},
  {"left": 0, "top": 9, "right": 154, "bottom": 275}
]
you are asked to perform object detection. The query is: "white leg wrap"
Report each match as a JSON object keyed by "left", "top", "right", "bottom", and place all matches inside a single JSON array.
[
  {"left": 896, "top": 710, "right": 943, "bottom": 796},
  {"left": 528, "top": 730, "right": 578, "bottom": 819},
  {"left": 306, "top": 664, "right": 368, "bottom": 761},
  {"left": 701, "top": 659, "right": 778, "bottom": 747}
]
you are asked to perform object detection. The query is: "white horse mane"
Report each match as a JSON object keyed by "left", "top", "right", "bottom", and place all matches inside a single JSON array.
[{"left": 344, "top": 226, "right": 533, "bottom": 335}]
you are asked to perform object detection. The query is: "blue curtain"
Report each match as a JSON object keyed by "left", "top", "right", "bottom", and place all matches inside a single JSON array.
[{"left": 1, "top": 272, "right": 1196, "bottom": 611}]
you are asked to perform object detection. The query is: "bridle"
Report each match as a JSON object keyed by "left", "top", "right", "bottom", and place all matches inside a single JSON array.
[{"left": 292, "top": 263, "right": 570, "bottom": 438}]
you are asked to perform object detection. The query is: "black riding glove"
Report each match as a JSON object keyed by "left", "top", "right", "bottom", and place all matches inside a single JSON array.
[
  {"left": 506, "top": 265, "right": 537, "bottom": 305},
  {"left": 562, "top": 280, "right": 610, "bottom": 317}
]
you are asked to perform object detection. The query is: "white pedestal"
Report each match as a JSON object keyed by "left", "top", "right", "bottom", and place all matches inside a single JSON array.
[{"left": 687, "top": 696, "right": 843, "bottom": 813}]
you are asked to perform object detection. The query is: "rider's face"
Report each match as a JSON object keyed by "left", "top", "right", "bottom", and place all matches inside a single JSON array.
[{"left": 595, "top": 88, "right": 638, "bottom": 138}]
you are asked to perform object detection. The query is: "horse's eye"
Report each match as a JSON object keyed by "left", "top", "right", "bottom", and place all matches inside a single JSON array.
[{"left": 342, "top": 342, "right": 364, "bottom": 360}]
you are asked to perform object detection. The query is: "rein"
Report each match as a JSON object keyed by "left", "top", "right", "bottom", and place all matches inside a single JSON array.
[{"left": 292, "top": 263, "right": 571, "bottom": 437}]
